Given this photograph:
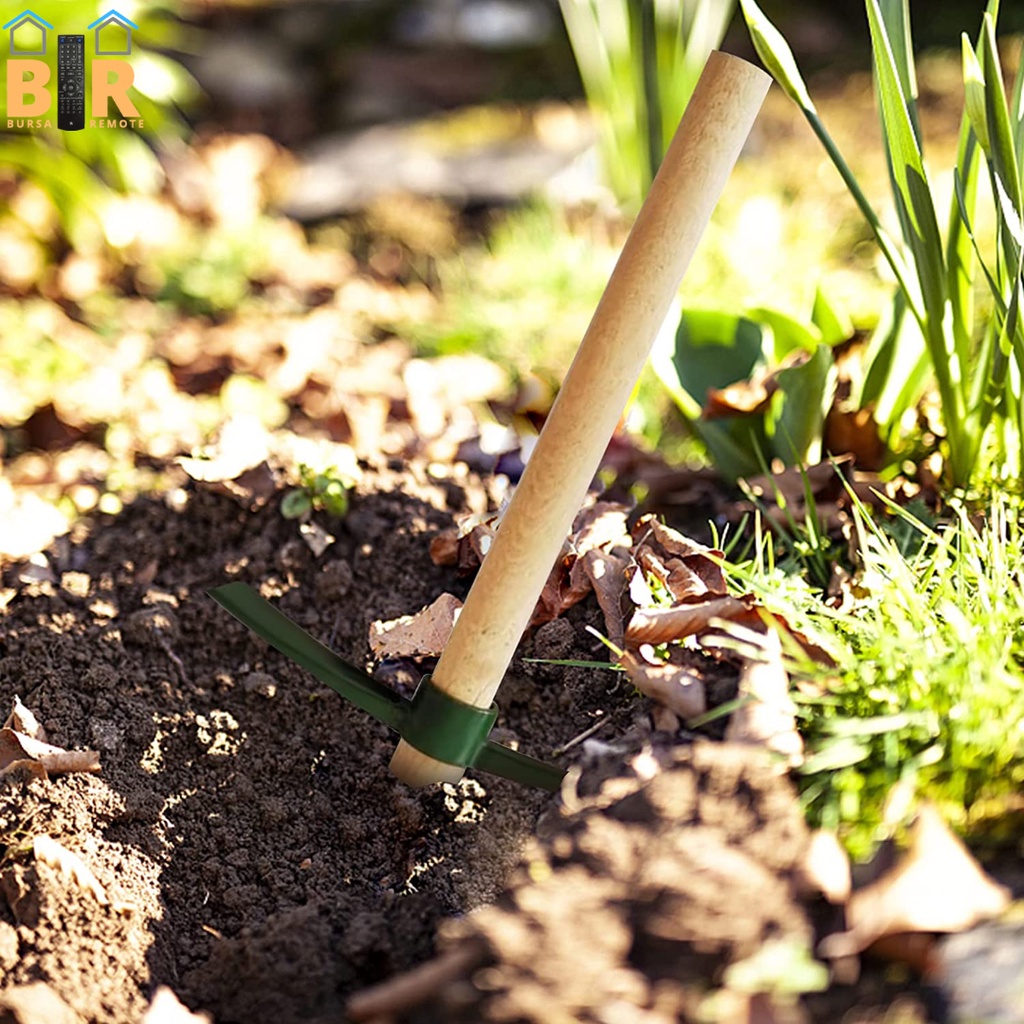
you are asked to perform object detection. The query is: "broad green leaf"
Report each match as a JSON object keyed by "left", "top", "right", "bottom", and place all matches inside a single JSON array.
[
  {"left": 746, "top": 307, "right": 822, "bottom": 360},
  {"left": 653, "top": 308, "right": 771, "bottom": 480},
  {"left": 768, "top": 344, "right": 835, "bottom": 465},
  {"left": 280, "top": 490, "right": 312, "bottom": 520},
  {"left": 739, "top": 0, "right": 817, "bottom": 112},
  {"left": 670, "top": 309, "right": 766, "bottom": 401},
  {"left": 811, "top": 286, "right": 854, "bottom": 347}
]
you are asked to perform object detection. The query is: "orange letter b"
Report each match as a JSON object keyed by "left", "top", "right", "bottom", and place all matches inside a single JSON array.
[{"left": 7, "top": 60, "right": 50, "bottom": 116}]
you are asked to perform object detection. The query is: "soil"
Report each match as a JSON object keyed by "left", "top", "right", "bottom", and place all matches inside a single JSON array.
[
  {"left": 0, "top": 459, "right": 980, "bottom": 1024},
  {"left": 0, "top": 458, "right": 645, "bottom": 1023}
]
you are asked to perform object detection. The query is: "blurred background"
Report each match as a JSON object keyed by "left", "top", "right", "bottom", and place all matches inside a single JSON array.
[{"left": 1, "top": 0, "right": 1021, "bottom": 558}]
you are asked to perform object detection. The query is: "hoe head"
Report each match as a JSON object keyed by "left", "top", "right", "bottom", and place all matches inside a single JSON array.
[{"left": 209, "top": 582, "right": 565, "bottom": 791}]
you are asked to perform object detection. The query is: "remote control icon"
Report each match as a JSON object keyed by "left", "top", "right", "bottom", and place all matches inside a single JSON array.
[{"left": 58, "top": 35, "right": 85, "bottom": 132}]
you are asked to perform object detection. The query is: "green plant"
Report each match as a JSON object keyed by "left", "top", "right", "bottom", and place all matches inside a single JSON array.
[
  {"left": 728, "top": 492, "right": 1024, "bottom": 859},
  {"left": 651, "top": 290, "right": 847, "bottom": 480},
  {"left": 740, "top": 0, "right": 1024, "bottom": 488},
  {"left": 281, "top": 464, "right": 352, "bottom": 520},
  {"left": 559, "top": 0, "right": 735, "bottom": 211}
]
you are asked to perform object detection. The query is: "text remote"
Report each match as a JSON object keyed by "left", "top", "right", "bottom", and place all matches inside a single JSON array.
[{"left": 58, "top": 35, "right": 85, "bottom": 132}]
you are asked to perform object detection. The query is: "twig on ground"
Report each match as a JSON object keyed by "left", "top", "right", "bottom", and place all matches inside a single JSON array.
[
  {"left": 346, "top": 945, "right": 484, "bottom": 1021},
  {"left": 551, "top": 716, "right": 609, "bottom": 756}
]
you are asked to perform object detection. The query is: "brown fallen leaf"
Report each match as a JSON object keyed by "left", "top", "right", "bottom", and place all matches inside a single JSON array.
[
  {"left": 572, "top": 502, "right": 631, "bottom": 556},
  {"left": 33, "top": 835, "right": 108, "bottom": 905},
  {"left": 434, "top": 502, "right": 632, "bottom": 635},
  {"left": 177, "top": 419, "right": 278, "bottom": 508},
  {"left": 580, "top": 549, "right": 629, "bottom": 643},
  {"left": 724, "top": 628, "right": 804, "bottom": 768},
  {"left": 431, "top": 515, "right": 498, "bottom": 574},
  {"left": 428, "top": 530, "right": 459, "bottom": 567},
  {"left": 369, "top": 593, "right": 463, "bottom": 659},
  {"left": 3, "top": 695, "right": 46, "bottom": 741},
  {"left": 0, "top": 728, "right": 101, "bottom": 778},
  {"left": 618, "top": 650, "right": 707, "bottom": 721},
  {"left": 626, "top": 594, "right": 758, "bottom": 645},
  {"left": 824, "top": 403, "right": 886, "bottom": 471},
  {"left": 703, "top": 351, "right": 813, "bottom": 423},
  {"left": 522, "top": 502, "right": 631, "bottom": 629},
  {"left": 630, "top": 514, "right": 727, "bottom": 601},
  {"left": 818, "top": 804, "right": 1011, "bottom": 960}
]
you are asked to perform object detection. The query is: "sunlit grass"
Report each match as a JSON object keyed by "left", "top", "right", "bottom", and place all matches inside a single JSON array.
[{"left": 728, "top": 491, "right": 1024, "bottom": 859}]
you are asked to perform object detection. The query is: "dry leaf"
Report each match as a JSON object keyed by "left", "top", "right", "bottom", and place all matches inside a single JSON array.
[
  {"left": 0, "top": 728, "right": 101, "bottom": 778},
  {"left": 818, "top": 804, "right": 1011, "bottom": 959},
  {"left": 626, "top": 595, "right": 757, "bottom": 645},
  {"left": 177, "top": 419, "right": 271, "bottom": 482},
  {"left": 825, "top": 404, "right": 886, "bottom": 471},
  {"left": 33, "top": 835, "right": 108, "bottom": 905},
  {"left": 619, "top": 650, "right": 706, "bottom": 720},
  {"left": 631, "top": 514, "right": 727, "bottom": 601},
  {"left": 3, "top": 695, "right": 46, "bottom": 741},
  {"left": 432, "top": 503, "right": 631, "bottom": 635},
  {"left": 581, "top": 549, "right": 629, "bottom": 643},
  {"left": 571, "top": 502, "right": 631, "bottom": 556},
  {"left": 724, "top": 628, "right": 804, "bottom": 768},
  {"left": 141, "top": 987, "right": 213, "bottom": 1024},
  {"left": 703, "top": 375, "right": 776, "bottom": 418},
  {"left": 177, "top": 419, "right": 278, "bottom": 509},
  {"left": 369, "top": 593, "right": 463, "bottom": 659},
  {"left": 429, "top": 530, "right": 459, "bottom": 567},
  {"left": 702, "top": 354, "right": 814, "bottom": 423}
]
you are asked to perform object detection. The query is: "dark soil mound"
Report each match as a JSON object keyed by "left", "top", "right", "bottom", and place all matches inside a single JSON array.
[{"left": 0, "top": 462, "right": 608, "bottom": 1023}]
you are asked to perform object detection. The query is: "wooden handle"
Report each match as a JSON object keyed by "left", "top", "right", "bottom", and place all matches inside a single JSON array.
[{"left": 391, "top": 51, "right": 770, "bottom": 786}]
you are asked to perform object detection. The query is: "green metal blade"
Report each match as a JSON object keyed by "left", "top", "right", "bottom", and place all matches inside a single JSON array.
[
  {"left": 209, "top": 582, "right": 408, "bottom": 732},
  {"left": 475, "top": 741, "right": 566, "bottom": 792},
  {"left": 208, "top": 582, "right": 567, "bottom": 791}
]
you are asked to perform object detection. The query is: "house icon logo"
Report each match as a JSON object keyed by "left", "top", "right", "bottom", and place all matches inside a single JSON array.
[
  {"left": 3, "top": 9, "right": 54, "bottom": 56},
  {"left": 88, "top": 9, "right": 138, "bottom": 56},
  {"left": 4, "top": 6, "right": 144, "bottom": 131}
]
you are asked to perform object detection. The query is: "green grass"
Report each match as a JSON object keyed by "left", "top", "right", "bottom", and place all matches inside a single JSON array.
[{"left": 727, "top": 489, "right": 1024, "bottom": 859}]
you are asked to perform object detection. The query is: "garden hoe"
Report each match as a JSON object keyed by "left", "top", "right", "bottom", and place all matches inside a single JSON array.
[{"left": 210, "top": 51, "right": 770, "bottom": 791}]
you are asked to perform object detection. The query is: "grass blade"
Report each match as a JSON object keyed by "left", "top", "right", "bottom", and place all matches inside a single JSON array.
[
  {"left": 865, "top": 0, "right": 945, "bottom": 328},
  {"left": 740, "top": 0, "right": 918, "bottom": 318},
  {"left": 878, "top": 0, "right": 921, "bottom": 143}
]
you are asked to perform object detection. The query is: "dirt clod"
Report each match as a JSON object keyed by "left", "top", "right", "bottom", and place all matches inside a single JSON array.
[{"left": 418, "top": 742, "right": 813, "bottom": 1023}]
